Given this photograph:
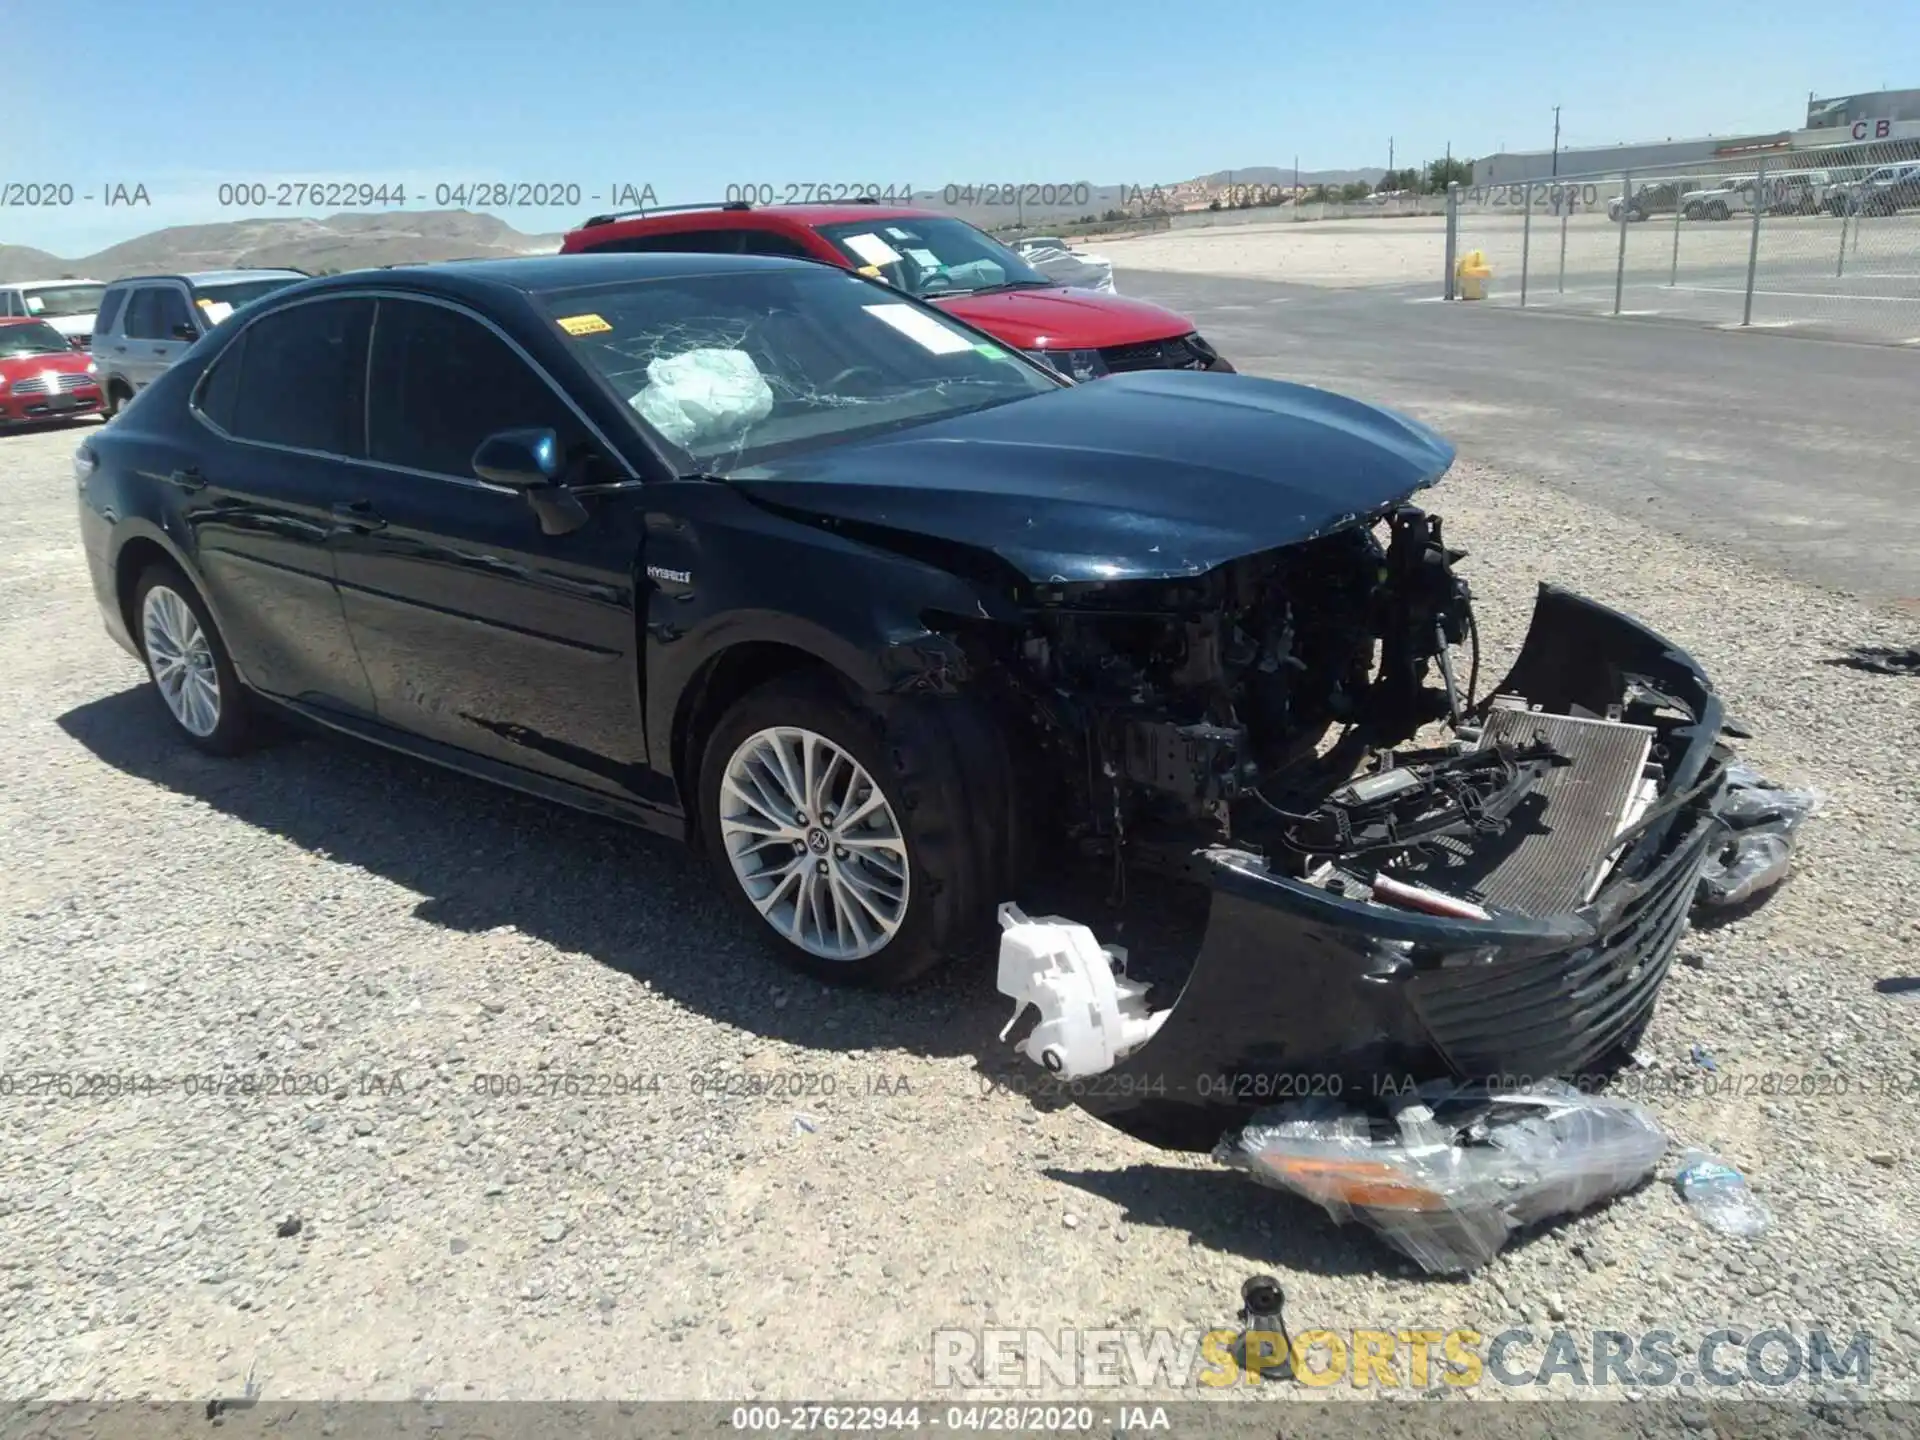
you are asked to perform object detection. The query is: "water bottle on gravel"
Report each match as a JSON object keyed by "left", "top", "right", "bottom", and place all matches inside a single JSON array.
[{"left": 1675, "top": 1148, "right": 1772, "bottom": 1237}]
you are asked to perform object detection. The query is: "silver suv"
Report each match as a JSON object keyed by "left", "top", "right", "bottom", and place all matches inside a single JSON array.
[{"left": 93, "top": 269, "right": 307, "bottom": 415}]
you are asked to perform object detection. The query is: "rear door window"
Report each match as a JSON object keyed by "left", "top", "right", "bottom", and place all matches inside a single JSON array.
[
  {"left": 736, "top": 230, "right": 816, "bottom": 258},
  {"left": 222, "top": 297, "right": 374, "bottom": 455},
  {"left": 587, "top": 229, "right": 745, "bottom": 254}
]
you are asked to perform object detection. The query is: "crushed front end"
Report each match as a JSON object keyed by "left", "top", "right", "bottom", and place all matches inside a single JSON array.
[{"left": 961, "top": 509, "right": 1729, "bottom": 1152}]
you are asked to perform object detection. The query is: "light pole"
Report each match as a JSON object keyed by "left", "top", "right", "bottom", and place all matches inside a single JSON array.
[{"left": 1551, "top": 106, "right": 1561, "bottom": 177}]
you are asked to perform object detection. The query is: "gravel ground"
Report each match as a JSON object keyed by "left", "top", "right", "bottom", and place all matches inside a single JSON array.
[{"left": 2, "top": 413, "right": 1917, "bottom": 1414}]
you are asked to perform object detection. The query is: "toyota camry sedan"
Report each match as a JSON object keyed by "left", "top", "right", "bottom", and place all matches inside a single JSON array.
[{"left": 76, "top": 253, "right": 1732, "bottom": 1127}]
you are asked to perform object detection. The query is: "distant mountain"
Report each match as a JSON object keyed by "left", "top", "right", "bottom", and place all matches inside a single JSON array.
[
  {"left": 0, "top": 163, "right": 1394, "bottom": 280},
  {"left": 0, "top": 245, "right": 72, "bottom": 282},
  {"left": 0, "top": 211, "right": 563, "bottom": 282}
]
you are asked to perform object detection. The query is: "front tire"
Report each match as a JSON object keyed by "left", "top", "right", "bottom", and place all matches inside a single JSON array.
[
  {"left": 133, "top": 564, "right": 256, "bottom": 755},
  {"left": 698, "top": 672, "right": 990, "bottom": 987},
  {"left": 102, "top": 380, "right": 132, "bottom": 420}
]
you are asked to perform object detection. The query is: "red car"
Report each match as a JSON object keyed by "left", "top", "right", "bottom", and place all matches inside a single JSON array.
[
  {"left": 0, "top": 318, "right": 104, "bottom": 427},
  {"left": 559, "top": 202, "right": 1232, "bottom": 380}
]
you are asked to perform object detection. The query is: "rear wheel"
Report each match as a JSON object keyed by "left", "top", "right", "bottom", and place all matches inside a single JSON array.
[
  {"left": 1707, "top": 201, "right": 1730, "bottom": 221},
  {"left": 102, "top": 380, "right": 132, "bottom": 419},
  {"left": 132, "top": 563, "right": 256, "bottom": 755},
  {"left": 1683, "top": 203, "right": 1704, "bottom": 221},
  {"left": 698, "top": 672, "right": 995, "bottom": 986}
]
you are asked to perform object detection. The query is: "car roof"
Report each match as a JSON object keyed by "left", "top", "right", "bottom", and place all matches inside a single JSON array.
[
  {"left": 0, "top": 315, "right": 64, "bottom": 327},
  {"left": 317, "top": 251, "right": 820, "bottom": 298},
  {"left": 106, "top": 269, "right": 307, "bottom": 287},
  {"left": 10, "top": 277, "right": 106, "bottom": 289},
  {"left": 571, "top": 202, "right": 942, "bottom": 237}
]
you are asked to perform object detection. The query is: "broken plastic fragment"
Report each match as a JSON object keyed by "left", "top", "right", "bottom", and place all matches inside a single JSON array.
[
  {"left": 995, "top": 902, "right": 1169, "bottom": 1080},
  {"left": 1694, "top": 762, "right": 1821, "bottom": 911}
]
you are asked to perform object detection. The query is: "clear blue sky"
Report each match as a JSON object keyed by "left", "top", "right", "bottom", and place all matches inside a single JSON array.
[{"left": 6, "top": 0, "right": 1913, "bottom": 255}]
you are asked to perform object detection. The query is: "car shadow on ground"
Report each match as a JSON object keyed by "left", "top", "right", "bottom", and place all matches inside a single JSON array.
[
  {"left": 1046, "top": 1162, "right": 1620, "bottom": 1280},
  {"left": 1042, "top": 1164, "right": 1400, "bottom": 1278},
  {"left": 57, "top": 685, "right": 1212, "bottom": 1070}
]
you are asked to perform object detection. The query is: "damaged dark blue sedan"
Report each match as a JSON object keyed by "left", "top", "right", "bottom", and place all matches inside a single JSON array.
[{"left": 73, "top": 253, "right": 1729, "bottom": 1151}]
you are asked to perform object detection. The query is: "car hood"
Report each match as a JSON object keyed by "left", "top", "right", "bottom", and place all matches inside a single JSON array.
[
  {"left": 931, "top": 286, "right": 1192, "bottom": 349},
  {"left": 0, "top": 349, "right": 93, "bottom": 378},
  {"left": 729, "top": 371, "right": 1455, "bottom": 583}
]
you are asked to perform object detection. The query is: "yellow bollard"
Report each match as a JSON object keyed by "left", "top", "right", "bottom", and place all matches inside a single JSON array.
[{"left": 1455, "top": 248, "right": 1492, "bottom": 301}]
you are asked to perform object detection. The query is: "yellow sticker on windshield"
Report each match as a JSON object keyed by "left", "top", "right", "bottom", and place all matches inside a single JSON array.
[{"left": 556, "top": 313, "right": 613, "bottom": 336}]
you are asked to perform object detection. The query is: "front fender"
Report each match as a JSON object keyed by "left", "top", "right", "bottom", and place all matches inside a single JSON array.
[{"left": 640, "top": 480, "right": 1007, "bottom": 778}]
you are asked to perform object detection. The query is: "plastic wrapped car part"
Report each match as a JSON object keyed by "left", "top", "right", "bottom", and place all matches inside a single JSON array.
[
  {"left": 630, "top": 347, "right": 773, "bottom": 450},
  {"left": 1215, "top": 1081, "right": 1668, "bottom": 1274},
  {"left": 995, "top": 903, "right": 1168, "bottom": 1079},
  {"left": 1695, "top": 762, "right": 1822, "bottom": 910}
]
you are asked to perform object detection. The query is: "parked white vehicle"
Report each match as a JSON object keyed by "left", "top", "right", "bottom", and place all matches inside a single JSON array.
[
  {"left": 1010, "top": 236, "right": 1116, "bottom": 293},
  {"left": 1680, "top": 177, "right": 1758, "bottom": 222},
  {"left": 0, "top": 279, "right": 108, "bottom": 349}
]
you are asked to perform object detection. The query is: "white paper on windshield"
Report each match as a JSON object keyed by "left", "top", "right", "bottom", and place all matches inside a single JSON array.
[
  {"left": 863, "top": 303, "right": 974, "bottom": 355},
  {"left": 198, "top": 300, "right": 234, "bottom": 325},
  {"left": 24, "top": 296, "right": 44, "bottom": 314},
  {"left": 842, "top": 232, "right": 903, "bottom": 266},
  {"left": 884, "top": 226, "right": 913, "bottom": 239},
  {"left": 904, "top": 248, "right": 942, "bottom": 270}
]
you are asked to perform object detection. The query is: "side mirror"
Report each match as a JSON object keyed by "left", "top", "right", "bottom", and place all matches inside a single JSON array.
[
  {"left": 472, "top": 427, "right": 563, "bottom": 489},
  {"left": 472, "top": 427, "right": 589, "bottom": 536},
  {"left": 170, "top": 322, "right": 200, "bottom": 342}
]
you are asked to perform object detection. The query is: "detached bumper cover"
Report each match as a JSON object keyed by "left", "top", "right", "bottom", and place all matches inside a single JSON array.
[{"left": 1073, "top": 584, "right": 1728, "bottom": 1152}]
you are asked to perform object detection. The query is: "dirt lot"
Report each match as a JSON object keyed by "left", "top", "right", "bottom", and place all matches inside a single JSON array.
[
  {"left": 3, "top": 401, "right": 1918, "bottom": 1410},
  {"left": 1096, "top": 209, "right": 1920, "bottom": 311}
]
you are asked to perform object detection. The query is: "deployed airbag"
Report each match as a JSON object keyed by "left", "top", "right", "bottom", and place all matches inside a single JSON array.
[{"left": 631, "top": 347, "right": 773, "bottom": 449}]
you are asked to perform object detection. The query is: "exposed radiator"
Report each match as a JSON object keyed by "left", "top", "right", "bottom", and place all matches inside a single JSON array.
[{"left": 1381, "top": 709, "right": 1655, "bottom": 916}]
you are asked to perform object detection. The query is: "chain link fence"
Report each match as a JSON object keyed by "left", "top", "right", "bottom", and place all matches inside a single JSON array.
[{"left": 1442, "top": 136, "right": 1920, "bottom": 342}]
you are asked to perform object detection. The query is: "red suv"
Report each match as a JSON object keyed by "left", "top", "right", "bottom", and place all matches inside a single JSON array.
[{"left": 559, "top": 201, "right": 1232, "bottom": 380}]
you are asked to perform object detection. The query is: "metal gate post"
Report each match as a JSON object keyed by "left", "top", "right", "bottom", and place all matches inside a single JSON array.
[
  {"left": 1520, "top": 184, "right": 1534, "bottom": 307},
  {"left": 1670, "top": 185, "right": 1683, "bottom": 284},
  {"left": 1613, "top": 172, "right": 1632, "bottom": 315},
  {"left": 1444, "top": 182, "right": 1460, "bottom": 299},
  {"left": 1742, "top": 158, "right": 1767, "bottom": 327},
  {"left": 1557, "top": 187, "right": 1569, "bottom": 293},
  {"left": 1837, "top": 207, "right": 1849, "bottom": 278}
]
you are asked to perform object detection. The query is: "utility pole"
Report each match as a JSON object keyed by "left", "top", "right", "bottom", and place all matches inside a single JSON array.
[
  {"left": 1293, "top": 155, "right": 1299, "bottom": 193},
  {"left": 1388, "top": 136, "right": 1395, "bottom": 182},
  {"left": 1551, "top": 106, "right": 1561, "bottom": 176}
]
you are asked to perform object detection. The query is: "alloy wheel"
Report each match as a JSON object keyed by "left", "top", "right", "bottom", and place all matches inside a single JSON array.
[
  {"left": 141, "top": 584, "right": 222, "bottom": 737},
  {"left": 718, "top": 725, "right": 910, "bottom": 961}
]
